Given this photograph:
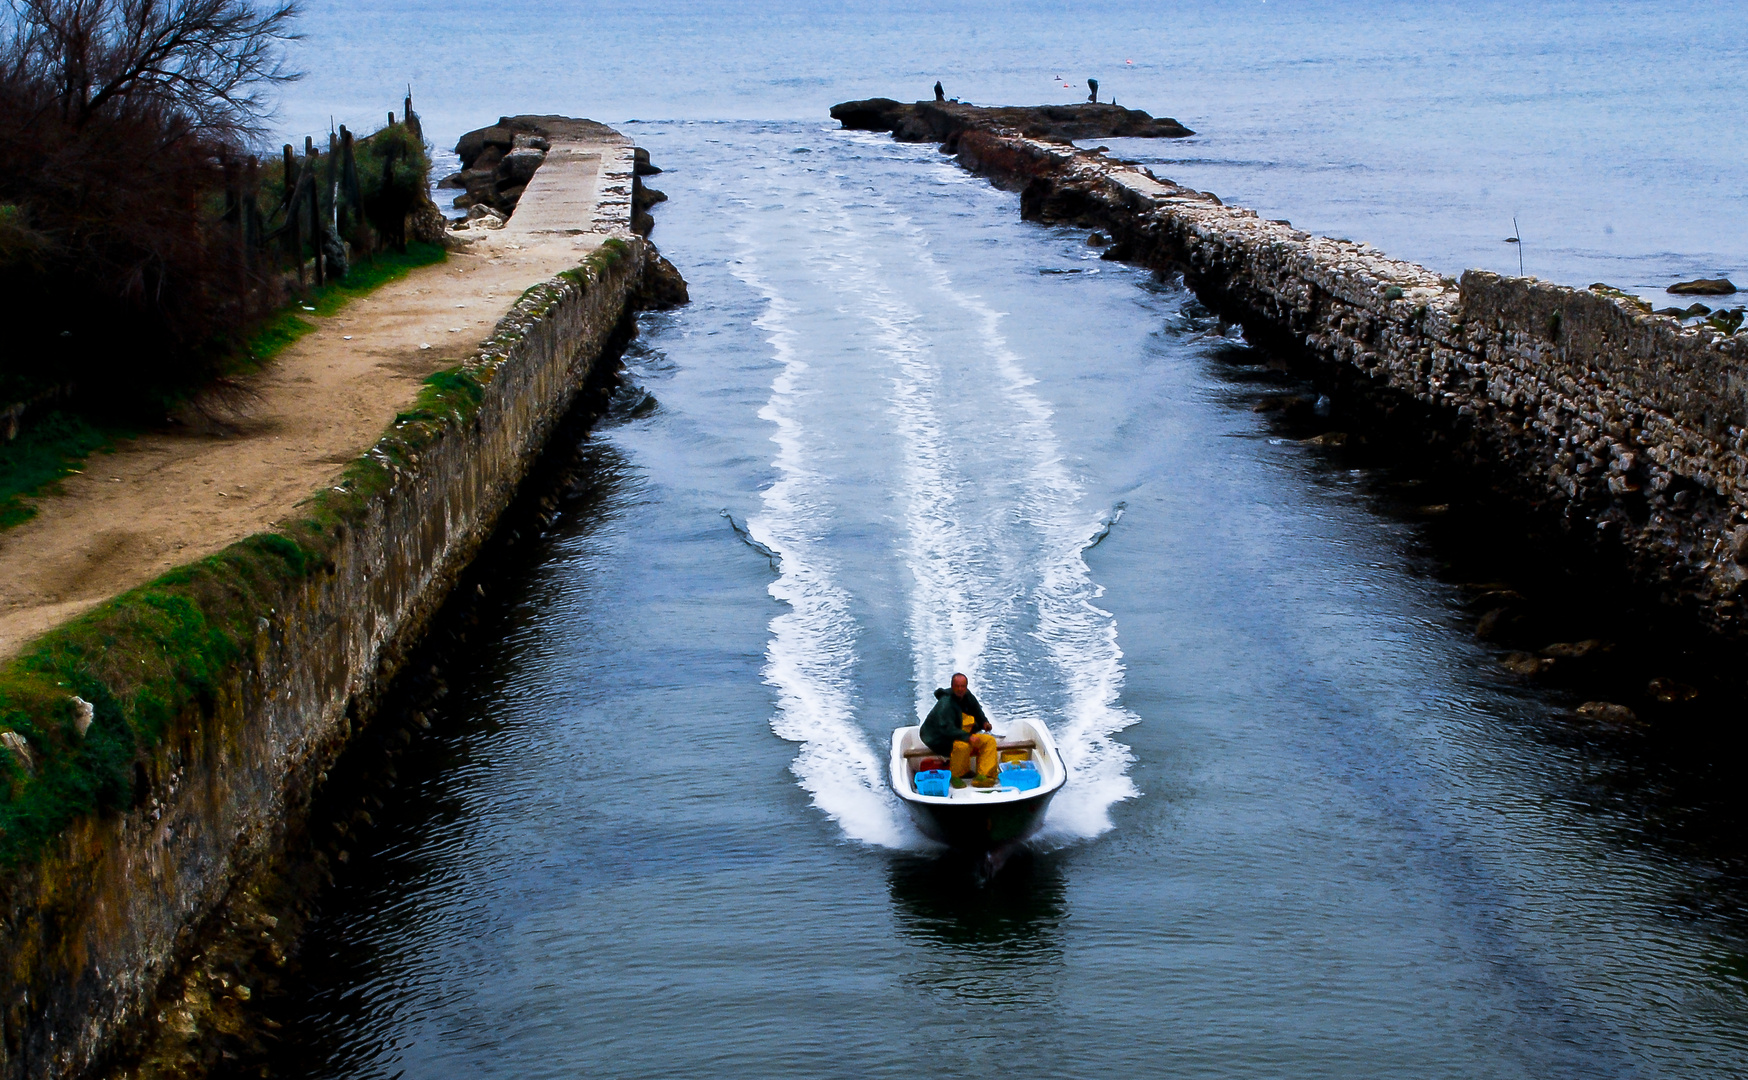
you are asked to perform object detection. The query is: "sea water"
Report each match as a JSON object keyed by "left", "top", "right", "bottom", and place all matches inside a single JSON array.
[{"left": 250, "top": 4, "right": 1748, "bottom": 1077}]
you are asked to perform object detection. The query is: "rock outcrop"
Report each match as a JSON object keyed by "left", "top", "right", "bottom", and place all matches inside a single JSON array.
[
  {"left": 637, "top": 252, "right": 689, "bottom": 310},
  {"left": 829, "top": 98, "right": 1193, "bottom": 144},
  {"left": 1668, "top": 278, "right": 1737, "bottom": 296}
]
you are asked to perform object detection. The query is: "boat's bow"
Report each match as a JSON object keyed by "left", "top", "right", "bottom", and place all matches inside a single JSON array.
[{"left": 888, "top": 718, "right": 1068, "bottom": 849}]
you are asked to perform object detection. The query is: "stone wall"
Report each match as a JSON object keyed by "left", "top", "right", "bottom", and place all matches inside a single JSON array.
[
  {"left": 936, "top": 121, "right": 1748, "bottom": 632},
  {"left": 0, "top": 239, "right": 658, "bottom": 1080}
]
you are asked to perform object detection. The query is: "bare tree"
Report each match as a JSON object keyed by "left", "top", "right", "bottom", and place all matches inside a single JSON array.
[
  {"left": 0, "top": 0, "right": 302, "bottom": 412},
  {"left": 3, "top": 0, "right": 301, "bottom": 139}
]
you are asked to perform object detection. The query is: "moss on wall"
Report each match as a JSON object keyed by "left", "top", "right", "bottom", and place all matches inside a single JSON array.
[{"left": 0, "top": 534, "right": 316, "bottom": 868}]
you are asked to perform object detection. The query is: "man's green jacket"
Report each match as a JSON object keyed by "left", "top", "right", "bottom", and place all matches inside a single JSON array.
[{"left": 919, "top": 687, "right": 990, "bottom": 755}]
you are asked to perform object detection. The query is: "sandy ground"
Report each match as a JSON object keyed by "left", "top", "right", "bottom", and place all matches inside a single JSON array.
[{"left": 0, "top": 131, "right": 634, "bottom": 660}]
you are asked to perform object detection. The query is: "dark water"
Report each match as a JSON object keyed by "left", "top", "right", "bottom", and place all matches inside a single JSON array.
[{"left": 240, "top": 123, "right": 1748, "bottom": 1079}]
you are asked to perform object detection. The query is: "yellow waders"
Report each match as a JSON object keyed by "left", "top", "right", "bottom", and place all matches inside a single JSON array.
[{"left": 948, "top": 710, "right": 998, "bottom": 778}]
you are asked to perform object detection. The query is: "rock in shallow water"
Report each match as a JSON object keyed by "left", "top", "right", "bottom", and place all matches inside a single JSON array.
[
  {"left": 1501, "top": 652, "right": 1556, "bottom": 677},
  {"left": 637, "top": 253, "right": 690, "bottom": 310},
  {"left": 1575, "top": 701, "right": 1639, "bottom": 725},
  {"left": 1251, "top": 393, "right": 1313, "bottom": 415},
  {"left": 1540, "top": 639, "right": 1610, "bottom": 660},
  {"left": 1475, "top": 606, "right": 1525, "bottom": 642},
  {"left": 1706, "top": 308, "right": 1745, "bottom": 334},
  {"left": 1668, "top": 277, "right": 1736, "bottom": 296},
  {"left": 1647, "top": 676, "right": 1699, "bottom": 703},
  {"left": 829, "top": 98, "right": 1194, "bottom": 142}
]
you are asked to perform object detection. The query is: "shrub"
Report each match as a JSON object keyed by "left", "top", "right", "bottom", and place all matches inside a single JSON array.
[{"left": 0, "top": 0, "right": 300, "bottom": 416}]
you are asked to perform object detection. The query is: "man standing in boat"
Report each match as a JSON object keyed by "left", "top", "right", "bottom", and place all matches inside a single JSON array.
[{"left": 920, "top": 673, "right": 999, "bottom": 782}]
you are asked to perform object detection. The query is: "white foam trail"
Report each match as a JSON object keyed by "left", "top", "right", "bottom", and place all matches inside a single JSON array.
[
  {"left": 851, "top": 182, "right": 1141, "bottom": 842},
  {"left": 730, "top": 236, "right": 908, "bottom": 849},
  {"left": 827, "top": 250, "right": 1004, "bottom": 699}
]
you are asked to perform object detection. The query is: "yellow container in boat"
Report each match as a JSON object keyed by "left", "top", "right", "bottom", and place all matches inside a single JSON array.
[{"left": 1000, "top": 749, "right": 1031, "bottom": 764}]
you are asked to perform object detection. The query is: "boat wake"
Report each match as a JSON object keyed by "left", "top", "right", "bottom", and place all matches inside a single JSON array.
[
  {"left": 732, "top": 143, "right": 1139, "bottom": 851},
  {"left": 731, "top": 249, "right": 908, "bottom": 849},
  {"left": 863, "top": 184, "right": 1139, "bottom": 845}
]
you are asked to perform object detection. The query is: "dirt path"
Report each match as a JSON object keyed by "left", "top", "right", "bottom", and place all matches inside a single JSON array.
[{"left": 0, "top": 130, "right": 635, "bottom": 660}]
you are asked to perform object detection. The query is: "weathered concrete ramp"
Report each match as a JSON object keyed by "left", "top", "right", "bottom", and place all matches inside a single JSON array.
[
  {"left": 503, "top": 137, "right": 635, "bottom": 239},
  {"left": 843, "top": 101, "right": 1748, "bottom": 634},
  {"left": 0, "top": 119, "right": 676, "bottom": 1080}
]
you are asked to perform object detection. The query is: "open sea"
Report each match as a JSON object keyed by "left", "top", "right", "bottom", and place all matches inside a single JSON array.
[{"left": 252, "top": 3, "right": 1748, "bottom": 1077}]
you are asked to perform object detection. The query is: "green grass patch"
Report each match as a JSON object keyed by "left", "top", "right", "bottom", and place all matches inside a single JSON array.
[
  {"left": 597, "top": 237, "right": 631, "bottom": 265},
  {"left": 239, "top": 242, "right": 448, "bottom": 368},
  {"left": 0, "top": 412, "right": 128, "bottom": 531},
  {"left": 402, "top": 369, "right": 486, "bottom": 423},
  {"left": 0, "top": 533, "right": 317, "bottom": 867}
]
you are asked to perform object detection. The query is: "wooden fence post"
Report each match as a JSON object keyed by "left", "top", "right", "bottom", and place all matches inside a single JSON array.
[
  {"left": 325, "top": 130, "right": 339, "bottom": 222},
  {"left": 340, "top": 125, "right": 363, "bottom": 252},
  {"left": 282, "top": 143, "right": 303, "bottom": 287},
  {"left": 305, "top": 136, "right": 323, "bottom": 287},
  {"left": 244, "top": 155, "right": 261, "bottom": 275}
]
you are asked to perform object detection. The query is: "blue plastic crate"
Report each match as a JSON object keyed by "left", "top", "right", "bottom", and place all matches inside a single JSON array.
[
  {"left": 999, "top": 761, "right": 1042, "bottom": 791},
  {"left": 913, "top": 769, "right": 952, "bottom": 797}
]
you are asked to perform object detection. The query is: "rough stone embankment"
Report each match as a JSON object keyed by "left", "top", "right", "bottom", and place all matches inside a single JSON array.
[{"left": 838, "top": 102, "right": 1748, "bottom": 634}]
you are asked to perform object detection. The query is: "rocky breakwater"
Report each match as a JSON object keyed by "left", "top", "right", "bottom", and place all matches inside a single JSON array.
[{"left": 836, "top": 99, "right": 1748, "bottom": 635}]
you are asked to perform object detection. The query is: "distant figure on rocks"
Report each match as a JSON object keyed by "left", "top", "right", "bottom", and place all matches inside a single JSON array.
[
  {"left": 1087, "top": 77, "right": 1099, "bottom": 103},
  {"left": 935, "top": 80, "right": 945, "bottom": 102}
]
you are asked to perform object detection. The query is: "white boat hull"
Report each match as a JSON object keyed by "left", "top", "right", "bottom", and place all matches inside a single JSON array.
[{"left": 888, "top": 717, "right": 1068, "bottom": 850}]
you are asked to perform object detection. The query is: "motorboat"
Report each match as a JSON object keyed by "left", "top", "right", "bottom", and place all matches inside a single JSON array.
[{"left": 888, "top": 717, "right": 1068, "bottom": 850}]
